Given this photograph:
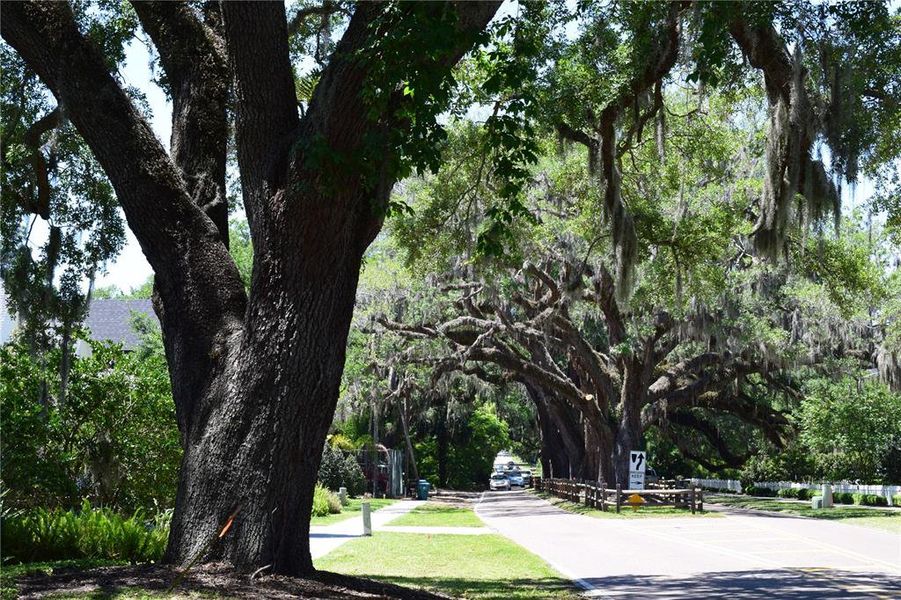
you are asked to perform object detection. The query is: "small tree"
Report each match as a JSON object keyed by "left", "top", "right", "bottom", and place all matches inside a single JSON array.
[
  {"left": 317, "top": 445, "right": 345, "bottom": 492},
  {"left": 800, "top": 377, "right": 901, "bottom": 483},
  {"left": 342, "top": 455, "right": 366, "bottom": 498}
]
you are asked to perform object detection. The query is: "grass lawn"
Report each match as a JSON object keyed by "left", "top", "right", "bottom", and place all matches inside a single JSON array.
[
  {"left": 536, "top": 491, "right": 722, "bottom": 519},
  {"left": 389, "top": 502, "right": 484, "bottom": 527},
  {"left": 707, "top": 494, "right": 901, "bottom": 533},
  {"left": 315, "top": 532, "right": 579, "bottom": 600},
  {"left": 310, "top": 497, "right": 397, "bottom": 526}
]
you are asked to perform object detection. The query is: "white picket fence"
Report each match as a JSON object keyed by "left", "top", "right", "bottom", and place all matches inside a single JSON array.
[{"left": 691, "top": 478, "right": 901, "bottom": 506}]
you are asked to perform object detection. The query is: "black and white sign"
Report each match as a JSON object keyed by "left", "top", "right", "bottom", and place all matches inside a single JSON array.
[
  {"left": 629, "top": 451, "right": 647, "bottom": 473},
  {"left": 629, "top": 471, "right": 645, "bottom": 490}
]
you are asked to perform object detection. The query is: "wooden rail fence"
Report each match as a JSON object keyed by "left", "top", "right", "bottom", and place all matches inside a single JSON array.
[{"left": 534, "top": 477, "right": 703, "bottom": 514}]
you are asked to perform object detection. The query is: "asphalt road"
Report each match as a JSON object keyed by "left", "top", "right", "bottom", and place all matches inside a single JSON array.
[{"left": 475, "top": 490, "right": 901, "bottom": 599}]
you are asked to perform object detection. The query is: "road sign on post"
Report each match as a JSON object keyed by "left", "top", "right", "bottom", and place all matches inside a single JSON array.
[
  {"left": 630, "top": 451, "right": 647, "bottom": 473},
  {"left": 629, "top": 450, "right": 646, "bottom": 490},
  {"left": 629, "top": 471, "right": 645, "bottom": 489}
]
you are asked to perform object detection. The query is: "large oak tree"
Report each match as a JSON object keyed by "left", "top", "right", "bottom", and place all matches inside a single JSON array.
[{"left": 2, "top": 0, "right": 499, "bottom": 574}]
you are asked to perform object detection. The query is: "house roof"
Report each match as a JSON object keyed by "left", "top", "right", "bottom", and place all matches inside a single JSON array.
[
  {"left": 0, "top": 293, "right": 157, "bottom": 349},
  {"left": 83, "top": 299, "right": 156, "bottom": 349},
  {"left": 0, "top": 291, "right": 17, "bottom": 346}
]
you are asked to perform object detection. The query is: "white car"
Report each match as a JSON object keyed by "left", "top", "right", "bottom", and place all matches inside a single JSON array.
[{"left": 489, "top": 473, "right": 511, "bottom": 491}]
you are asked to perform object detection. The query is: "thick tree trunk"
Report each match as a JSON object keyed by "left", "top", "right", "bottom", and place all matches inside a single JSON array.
[
  {"left": 165, "top": 250, "right": 363, "bottom": 574},
  {"left": 545, "top": 394, "right": 588, "bottom": 479},
  {"left": 436, "top": 402, "right": 450, "bottom": 487},
  {"left": 613, "top": 362, "right": 647, "bottom": 485},
  {"left": 530, "top": 385, "right": 570, "bottom": 479},
  {"left": 398, "top": 397, "right": 420, "bottom": 483},
  {"left": 584, "top": 417, "right": 615, "bottom": 484},
  {"left": 3, "top": 0, "right": 500, "bottom": 577}
]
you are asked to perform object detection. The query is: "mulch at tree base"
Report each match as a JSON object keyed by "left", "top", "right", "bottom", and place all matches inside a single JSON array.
[{"left": 15, "top": 562, "right": 449, "bottom": 599}]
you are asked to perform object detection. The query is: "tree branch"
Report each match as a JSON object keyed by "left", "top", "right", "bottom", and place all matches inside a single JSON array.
[
  {"left": 131, "top": 0, "right": 230, "bottom": 242},
  {"left": 221, "top": 0, "right": 300, "bottom": 233},
  {"left": 287, "top": 1, "right": 350, "bottom": 37},
  {"left": 2, "top": 0, "right": 248, "bottom": 434},
  {"left": 22, "top": 107, "right": 60, "bottom": 220}
]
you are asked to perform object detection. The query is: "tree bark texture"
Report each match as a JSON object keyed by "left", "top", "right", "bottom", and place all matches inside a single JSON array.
[{"left": 2, "top": 0, "right": 500, "bottom": 575}]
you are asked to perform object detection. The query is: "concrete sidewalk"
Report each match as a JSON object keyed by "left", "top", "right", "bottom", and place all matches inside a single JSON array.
[
  {"left": 476, "top": 490, "right": 901, "bottom": 599},
  {"left": 309, "top": 499, "right": 421, "bottom": 559}
]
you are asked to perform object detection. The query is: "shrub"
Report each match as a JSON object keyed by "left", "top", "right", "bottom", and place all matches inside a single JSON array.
[
  {"left": 894, "top": 494, "right": 901, "bottom": 507},
  {"left": 852, "top": 493, "right": 887, "bottom": 506},
  {"left": 318, "top": 445, "right": 345, "bottom": 492},
  {"left": 312, "top": 484, "right": 328, "bottom": 517},
  {"left": 834, "top": 492, "right": 855, "bottom": 504},
  {"left": 317, "top": 445, "right": 367, "bottom": 498},
  {"left": 1, "top": 501, "right": 168, "bottom": 564},
  {"left": 1, "top": 339, "right": 181, "bottom": 513},
  {"left": 775, "top": 487, "right": 816, "bottom": 500},
  {"left": 311, "top": 483, "right": 339, "bottom": 517},
  {"left": 328, "top": 434, "right": 357, "bottom": 452},
  {"left": 326, "top": 490, "right": 342, "bottom": 515},
  {"left": 342, "top": 455, "right": 366, "bottom": 498},
  {"left": 745, "top": 485, "right": 776, "bottom": 497},
  {"left": 704, "top": 486, "right": 737, "bottom": 494}
]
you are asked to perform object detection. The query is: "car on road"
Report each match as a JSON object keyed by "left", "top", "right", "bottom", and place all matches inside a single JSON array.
[
  {"left": 521, "top": 470, "right": 532, "bottom": 487},
  {"left": 645, "top": 468, "right": 659, "bottom": 486},
  {"left": 507, "top": 470, "right": 524, "bottom": 487},
  {"left": 489, "top": 473, "right": 511, "bottom": 491}
]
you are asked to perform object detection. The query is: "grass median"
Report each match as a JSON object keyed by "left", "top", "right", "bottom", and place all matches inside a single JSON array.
[
  {"left": 389, "top": 502, "right": 484, "bottom": 527},
  {"left": 706, "top": 494, "right": 901, "bottom": 533},
  {"left": 315, "top": 531, "right": 580, "bottom": 599}
]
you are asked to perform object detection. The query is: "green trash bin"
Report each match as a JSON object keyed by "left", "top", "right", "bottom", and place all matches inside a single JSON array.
[{"left": 417, "top": 480, "right": 430, "bottom": 500}]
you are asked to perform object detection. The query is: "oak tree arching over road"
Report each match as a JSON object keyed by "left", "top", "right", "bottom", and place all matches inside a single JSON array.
[{"left": 2, "top": 0, "right": 500, "bottom": 575}]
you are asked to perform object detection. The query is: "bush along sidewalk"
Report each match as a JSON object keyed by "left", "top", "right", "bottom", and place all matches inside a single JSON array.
[
  {"left": 852, "top": 493, "right": 888, "bottom": 507},
  {"left": 777, "top": 488, "right": 815, "bottom": 500},
  {"left": 759, "top": 488, "right": 893, "bottom": 506},
  {"left": 312, "top": 483, "right": 343, "bottom": 517},
  {"left": 744, "top": 486, "right": 777, "bottom": 497}
]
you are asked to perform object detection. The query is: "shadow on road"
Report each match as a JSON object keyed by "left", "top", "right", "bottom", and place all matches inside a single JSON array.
[
  {"left": 376, "top": 575, "right": 578, "bottom": 600},
  {"left": 478, "top": 491, "right": 568, "bottom": 519},
  {"left": 580, "top": 568, "right": 901, "bottom": 599}
]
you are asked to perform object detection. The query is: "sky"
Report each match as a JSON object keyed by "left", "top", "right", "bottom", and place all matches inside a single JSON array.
[
  {"left": 91, "top": 2, "right": 881, "bottom": 292},
  {"left": 92, "top": 38, "right": 167, "bottom": 292}
]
